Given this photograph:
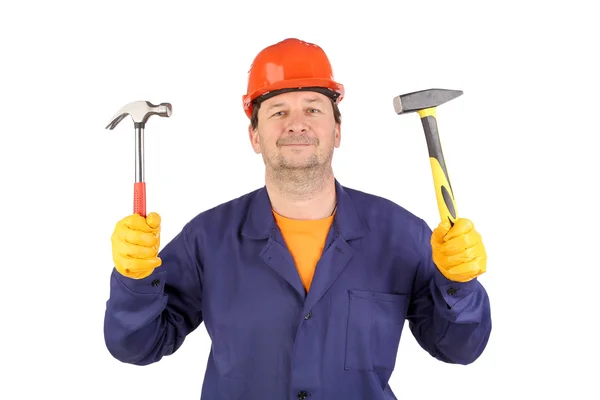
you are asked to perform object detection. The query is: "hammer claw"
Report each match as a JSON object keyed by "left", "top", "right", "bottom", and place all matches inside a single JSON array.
[{"left": 105, "top": 113, "right": 128, "bottom": 130}]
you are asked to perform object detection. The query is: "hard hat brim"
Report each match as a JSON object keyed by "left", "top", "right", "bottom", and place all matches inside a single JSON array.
[{"left": 243, "top": 77, "right": 345, "bottom": 119}]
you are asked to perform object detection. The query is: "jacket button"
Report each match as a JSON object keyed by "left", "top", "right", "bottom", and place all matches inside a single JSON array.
[
  {"left": 304, "top": 311, "right": 312, "bottom": 320},
  {"left": 447, "top": 287, "right": 459, "bottom": 296},
  {"left": 151, "top": 279, "right": 160, "bottom": 287},
  {"left": 297, "top": 391, "right": 310, "bottom": 399}
]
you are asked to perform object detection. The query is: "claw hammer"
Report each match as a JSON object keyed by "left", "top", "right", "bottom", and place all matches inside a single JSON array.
[
  {"left": 105, "top": 101, "right": 172, "bottom": 217},
  {"left": 393, "top": 88, "right": 462, "bottom": 226}
]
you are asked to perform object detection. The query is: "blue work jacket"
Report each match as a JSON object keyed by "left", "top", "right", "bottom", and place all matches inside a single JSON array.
[{"left": 104, "top": 180, "right": 492, "bottom": 399}]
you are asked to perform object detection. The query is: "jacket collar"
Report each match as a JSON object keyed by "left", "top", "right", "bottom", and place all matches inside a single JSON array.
[{"left": 242, "top": 179, "right": 367, "bottom": 241}]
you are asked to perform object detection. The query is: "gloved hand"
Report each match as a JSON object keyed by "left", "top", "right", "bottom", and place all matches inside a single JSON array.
[
  {"left": 431, "top": 218, "right": 487, "bottom": 282},
  {"left": 111, "top": 212, "right": 162, "bottom": 279}
]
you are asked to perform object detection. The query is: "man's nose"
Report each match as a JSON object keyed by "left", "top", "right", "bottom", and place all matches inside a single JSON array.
[{"left": 285, "top": 110, "right": 309, "bottom": 132}]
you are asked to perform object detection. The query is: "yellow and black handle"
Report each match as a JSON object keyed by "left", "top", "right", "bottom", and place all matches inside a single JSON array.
[{"left": 417, "top": 107, "right": 458, "bottom": 226}]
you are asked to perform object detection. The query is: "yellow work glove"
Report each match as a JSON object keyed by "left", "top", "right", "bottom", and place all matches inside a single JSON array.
[
  {"left": 431, "top": 218, "right": 487, "bottom": 283},
  {"left": 111, "top": 212, "right": 162, "bottom": 279}
]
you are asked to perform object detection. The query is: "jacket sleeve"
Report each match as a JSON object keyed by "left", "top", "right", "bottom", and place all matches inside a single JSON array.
[
  {"left": 103, "top": 223, "right": 204, "bottom": 366},
  {"left": 406, "top": 219, "right": 492, "bottom": 365}
]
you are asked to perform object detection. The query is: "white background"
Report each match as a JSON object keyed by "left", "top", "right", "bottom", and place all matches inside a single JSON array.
[{"left": 1, "top": 0, "right": 598, "bottom": 399}]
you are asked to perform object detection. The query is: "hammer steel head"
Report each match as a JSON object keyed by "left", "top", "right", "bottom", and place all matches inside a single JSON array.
[
  {"left": 393, "top": 88, "right": 463, "bottom": 115},
  {"left": 106, "top": 100, "right": 172, "bottom": 130}
]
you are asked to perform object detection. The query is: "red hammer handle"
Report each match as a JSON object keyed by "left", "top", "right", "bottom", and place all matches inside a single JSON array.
[{"left": 134, "top": 182, "right": 146, "bottom": 217}]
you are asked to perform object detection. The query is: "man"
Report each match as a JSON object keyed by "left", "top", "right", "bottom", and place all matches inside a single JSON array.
[{"left": 104, "top": 38, "right": 491, "bottom": 399}]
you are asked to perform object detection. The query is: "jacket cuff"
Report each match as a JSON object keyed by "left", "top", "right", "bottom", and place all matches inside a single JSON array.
[
  {"left": 433, "top": 268, "right": 479, "bottom": 309},
  {"left": 112, "top": 268, "right": 166, "bottom": 295}
]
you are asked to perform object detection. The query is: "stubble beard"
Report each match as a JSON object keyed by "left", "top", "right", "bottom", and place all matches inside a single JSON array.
[{"left": 265, "top": 145, "right": 334, "bottom": 199}]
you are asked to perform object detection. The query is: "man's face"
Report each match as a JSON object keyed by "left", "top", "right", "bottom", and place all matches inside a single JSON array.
[{"left": 248, "top": 91, "right": 341, "bottom": 171}]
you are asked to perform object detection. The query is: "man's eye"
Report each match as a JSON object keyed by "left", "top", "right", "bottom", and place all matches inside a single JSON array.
[{"left": 308, "top": 108, "right": 320, "bottom": 113}]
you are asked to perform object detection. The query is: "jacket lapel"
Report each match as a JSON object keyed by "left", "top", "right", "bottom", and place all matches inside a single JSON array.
[
  {"left": 303, "top": 181, "right": 367, "bottom": 311},
  {"left": 241, "top": 180, "right": 369, "bottom": 304},
  {"left": 242, "top": 186, "right": 306, "bottom": 298}
]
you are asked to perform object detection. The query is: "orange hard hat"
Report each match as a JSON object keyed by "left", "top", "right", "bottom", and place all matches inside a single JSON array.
[{"left": 242, "top": 38, "right": 345, "bottom": 119}]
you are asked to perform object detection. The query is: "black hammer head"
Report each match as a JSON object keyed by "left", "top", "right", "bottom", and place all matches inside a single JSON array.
[
  {"left": 106, "top": 100, "right": 172, "bottom": 130},
  {"left": 393, "top": 89, "right": 463, "bottom": 115}
]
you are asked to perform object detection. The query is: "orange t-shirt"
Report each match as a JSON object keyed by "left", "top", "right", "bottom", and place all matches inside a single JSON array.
[{"left": 272, "top": 210, "right": 334, "bottom": 292}]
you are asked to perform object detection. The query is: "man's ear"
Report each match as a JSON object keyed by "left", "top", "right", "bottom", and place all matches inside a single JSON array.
[
  {"left": 334, "top": 122, "right": 341, "bottom": 148},
  {"left": 249, "top": 124, "right": 261, "bottom": 154}
]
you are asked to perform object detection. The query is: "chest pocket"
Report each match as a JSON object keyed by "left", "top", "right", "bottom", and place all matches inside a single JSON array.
[{"left": 344, "top": 289, "right": 409, "bottom": 372}]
